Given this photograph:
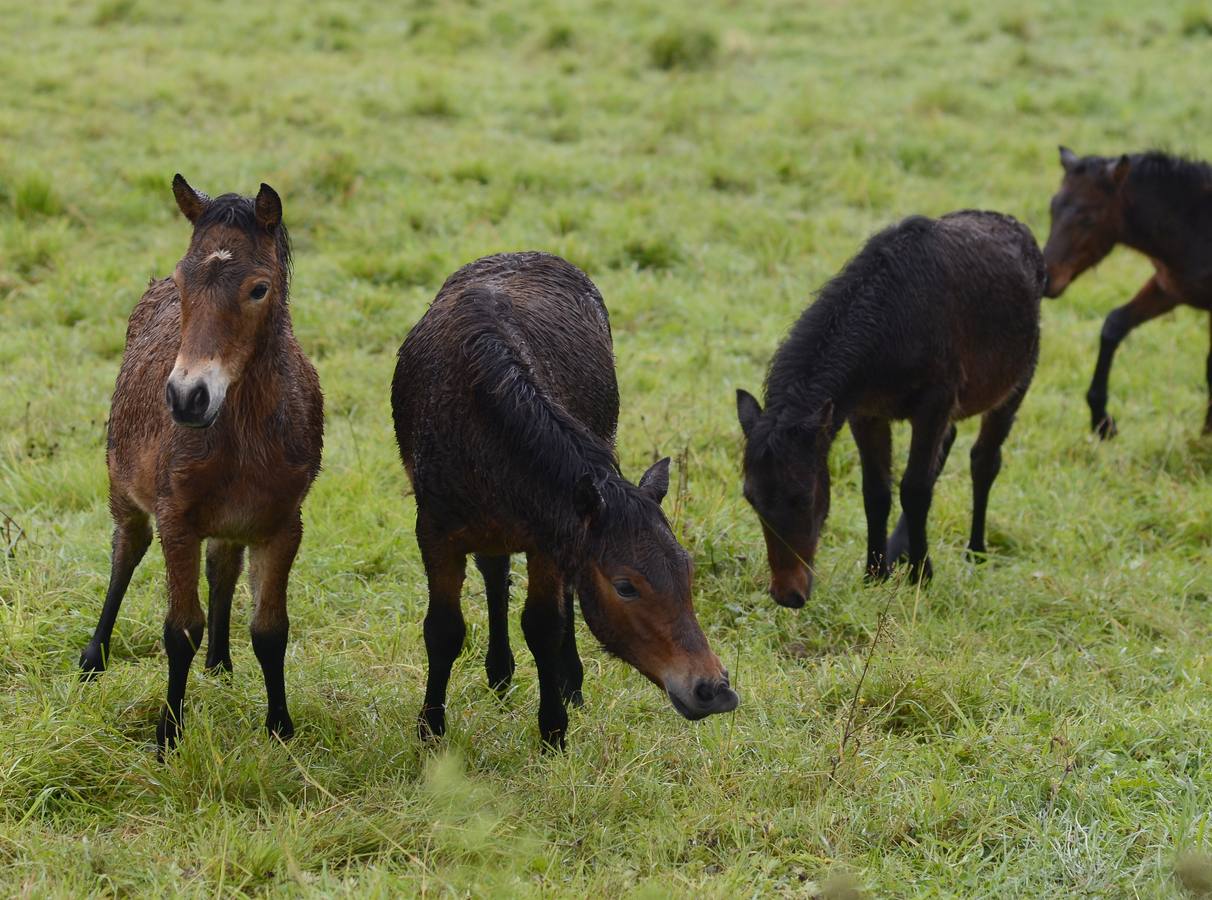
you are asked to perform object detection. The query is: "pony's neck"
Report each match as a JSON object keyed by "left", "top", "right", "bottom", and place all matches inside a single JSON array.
[
  {"left": 766, "top": 357, "right": 850, "bottom": 435},
  {"left": 1120, "top": 165, "right": 1196, "bottom": 265}
]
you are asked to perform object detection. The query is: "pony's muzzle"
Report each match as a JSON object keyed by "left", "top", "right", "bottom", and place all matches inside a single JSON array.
[
  {"left": 770, "top": 567, "right": 811, "bottom": 608},
  {"left": 166, "top": 364, "right": 227, "bottom": 428},
  {"left": 667, "top": 670, "right": 739, "bottom": 720}
]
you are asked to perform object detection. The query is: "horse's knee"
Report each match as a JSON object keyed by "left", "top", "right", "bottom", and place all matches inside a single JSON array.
[
  {"left": 1100, "top": 307, "right": 1133, "bottom": 344},
  {"left": 899, "top": 479, "right": 933, "bottom": 518}
]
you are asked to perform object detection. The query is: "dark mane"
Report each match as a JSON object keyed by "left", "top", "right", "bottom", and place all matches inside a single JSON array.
[
  {"left": 195, "top": 193, "right": 293, "bottom": 291},
  {"left": 753, "top": 216, "right": 936, "bottom": 456},
  {"left": 451, "top": 288, "right": 665, "bottom": 557},
  {"left": 1127, "top": 151, "right": 1212, "bottom": 212}
]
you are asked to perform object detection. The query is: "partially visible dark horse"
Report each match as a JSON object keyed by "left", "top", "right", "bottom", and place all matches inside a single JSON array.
[
  {"left": 1043, "top": 147, "right": 1212, "bottom": 437},
  {"left": 79, "top": 176, "right": 323, "bottom": 755},
  {"left": 738, "top": 212, "right": 1043, "bottom": 607},
  {"left": 392, "top": 252, "right": 737, "bottom": 749}
]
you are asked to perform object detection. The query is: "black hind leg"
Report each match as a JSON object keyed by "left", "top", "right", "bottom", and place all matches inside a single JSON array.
[
  {"left": 204, "top": 541, "right": 244, "bottom": 675},
  {"left": 79, "top": 505, "right": 152, "bottom": 678},
  {"left": 967, "top": 382, "right": 1029, "bottom": 559},
  {"left": 850, "top": 416, "right": 893, "bottom": 580},
  {"left": 522, "top": 554, "right": 569, "bottom": 750},
  {"left": 476, "top": 554, "right": 515, "bottom": 697},
  {"left": 558, "top": 587, "right": 584, "bottom": 708},
  {"left": 888, "top": 423, "right": 955, "bottom": 566}
]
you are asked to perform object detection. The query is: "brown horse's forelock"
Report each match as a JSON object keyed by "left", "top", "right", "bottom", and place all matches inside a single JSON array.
[{"left": 192, "top": 193, "right": 293, "bottom": 292}]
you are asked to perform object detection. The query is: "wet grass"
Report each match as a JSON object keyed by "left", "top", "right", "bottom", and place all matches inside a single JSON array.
[{"left": 1, "top": 0, "right": 1211, "bottom": 895}]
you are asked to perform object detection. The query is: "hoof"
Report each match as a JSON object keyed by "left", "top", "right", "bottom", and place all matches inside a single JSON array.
[
  {"left": 964, "top": 544, "right": 988, "bottom": 563},
  {"left": 267, "top": 713, "right": 294, "bottom": 741},
  {"left": 205, "top": 657, "right": 233, "bottom": 677},
  {"left": 562, "top": 687, "right": 585, "bottom": 708},
  {"left": 1093, "top": 415, "right": 1118, "bottom": 440},
  {"left": 540, "top": 729, "right": 567, "bottom": 752},
  {"left": 486, "top": 652, "right": 516, "bottom": 699},
  {"left": 418, "top": 706, "right": 445, "bottom": 743},
  {"left": 78, "top": 645, "right": 106, "bottom": 680},
  {"left": 864, "top": 563, "right": 891, "bottom": 583},
  {"left": 156, "top": 714, "right": 180, "bottom": 759},
  {"left": 908, "top": 557, "right": 933, "bottom": 585}
]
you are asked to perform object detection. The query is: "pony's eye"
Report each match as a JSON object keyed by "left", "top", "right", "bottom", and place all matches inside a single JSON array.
[
  {"left": 613, "top": 579, "right": 639, "bottom": 601},
  {"left": 250, "top": 283, "right": 269, "bottom": 301}
]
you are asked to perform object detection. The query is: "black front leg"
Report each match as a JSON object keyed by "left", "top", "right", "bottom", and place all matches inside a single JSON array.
[
  {"left": 522, "top": 554, "right": 569, "bottom": 750},
  {"left": 249, "top": 522, "right": 301, "bottom": 741},
  {"left": 1087, "top": 277, "right": 1178, "bottom": 439},
  {"left": 849, "top": 416, "right": 892, "bottom": 580},
  {"left": 156, "top": 520, "right": 205, "bottom": 757},
  {"left": 888, "top": 424, "right": 955, "bottom": 566},
  {"left": 558, "top": 587, "right": 584, "bottom": 708}
]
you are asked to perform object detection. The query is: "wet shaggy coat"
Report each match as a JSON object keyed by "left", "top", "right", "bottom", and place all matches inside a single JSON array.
[
  {"left": 392, "top": 252, "right": 621, "bottom": 564},
  {"left": 739, "top": 210, "right": 1044, "bottom": 603},
  {"left": 81, "top": 186, "right": 323, "bottom": 753},
  {"left": 1043, "top": 148, "right": 1212, "bottom": 435},
  {"left": 392, "top": 251, "right": 736, "bottom": 748}
]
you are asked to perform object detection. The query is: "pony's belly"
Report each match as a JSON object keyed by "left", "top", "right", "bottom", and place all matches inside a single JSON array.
[
  {"left": 441, "top": 520, "right": 538, "bottom": 557},
  {"left": 955, "top": 362, "right": 1027, "bottom": 419}
]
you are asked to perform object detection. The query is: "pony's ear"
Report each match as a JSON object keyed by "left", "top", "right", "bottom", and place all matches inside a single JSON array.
[
  {"left": 574, "top": 472, "right": 604, "bottom": 520},
  {"left": 1109, "top": 154, "right": 1130, "bottom": 187},
  {"left": 254, "top": 183, "right": 283, "bottom": 232},
  {"left": 736, "top": 389, "right": 762, "bottom": 438},
  {"left": 172, "top": 174, "right": 208, "bottom": 223},
  {"left": 638, "top": 457, "right": 671, "bottom": 505},
  {"left": 1059, "top": 146, "right": 1078, "bottom": 172}
]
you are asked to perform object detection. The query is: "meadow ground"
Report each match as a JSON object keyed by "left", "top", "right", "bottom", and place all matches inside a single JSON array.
[{"left": 2, "top": 0, "right": 1212, "bottom": 895}]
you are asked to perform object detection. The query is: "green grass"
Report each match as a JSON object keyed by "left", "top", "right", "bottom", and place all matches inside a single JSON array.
[{"left": 1, "top": 0, "right": 1211, "bottom": 895}]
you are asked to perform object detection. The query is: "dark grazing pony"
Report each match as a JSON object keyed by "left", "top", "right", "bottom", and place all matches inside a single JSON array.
[
  {"left": 738, "top": 211, "right": 1043, "bottom": 607},
  {"left": 1043, "top": 147, "right": 1212, "bottom": 437},
  {"left": 391, "top": 251, "right": 737, "bottom": 749},
  {"left": 79, "top": 176, "right": 323, "bottom": 755}
]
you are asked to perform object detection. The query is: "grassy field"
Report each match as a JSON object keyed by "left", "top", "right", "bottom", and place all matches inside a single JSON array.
[{"left": 2, "top": 0, "right": 1212, "bottom": 895}]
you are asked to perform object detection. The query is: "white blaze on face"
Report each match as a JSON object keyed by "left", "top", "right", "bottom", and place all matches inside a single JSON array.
[{"left": 204, "top": 248, "right": 233, "bottom": 264}]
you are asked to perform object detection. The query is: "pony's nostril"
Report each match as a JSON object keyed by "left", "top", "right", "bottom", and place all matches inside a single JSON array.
[
  {"left": 186, "top": 384, "right": 209, "bottom": 416},
  {"left": 694, "top": 680, "right": 716, "bottom": 705}
]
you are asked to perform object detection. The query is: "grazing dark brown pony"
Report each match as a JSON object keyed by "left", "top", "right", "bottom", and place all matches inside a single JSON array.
[
  {"left": 1043, "top": 147, "right": 1212, "bottom": 437},
  {"left": 79, "top": 176, "right": 323, "bottom": 755},
  {"left": 738, "top": 211, "right": 1043, "bottom": 607},
  {"left": 392, "top": 251, "right": 738, "bottom": 749}
]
